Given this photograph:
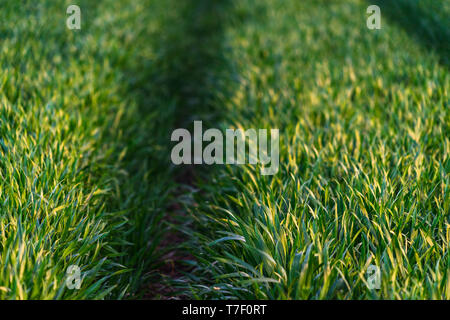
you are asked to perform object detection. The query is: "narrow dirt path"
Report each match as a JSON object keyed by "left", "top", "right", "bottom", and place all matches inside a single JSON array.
[{"left": 140, "top": 0, "right": 234, "bottom": 299}]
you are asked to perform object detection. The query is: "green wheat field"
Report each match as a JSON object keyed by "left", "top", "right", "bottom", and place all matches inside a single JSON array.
[{"left": 0, "top": 0, "right": 448, "bottom": 299}]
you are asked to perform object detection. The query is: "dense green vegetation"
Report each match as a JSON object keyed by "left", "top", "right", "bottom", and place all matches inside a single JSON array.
[
  {"left": 0, "top": 0, "right": 448, "bottom": 299},
  {"left": 181, "top": 0, "right": 450, "bottom": 299},
  {"left": 0, "top": 0, "right": 177, "bottom": 298}
]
